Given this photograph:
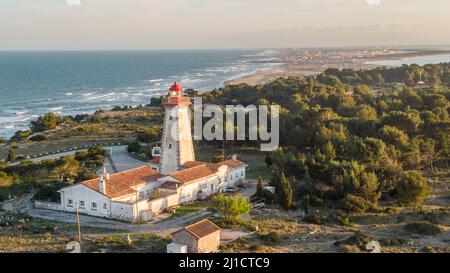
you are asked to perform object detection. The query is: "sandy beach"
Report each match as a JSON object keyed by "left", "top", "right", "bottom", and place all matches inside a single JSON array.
[{"left": 226, "top": 48, "right": 450, "bottom": 86}]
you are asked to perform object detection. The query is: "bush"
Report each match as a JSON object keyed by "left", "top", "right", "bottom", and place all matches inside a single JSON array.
[
  {"left": 29, "top": 134, "right": 48, "bottom": 142},
  {"left": 34, "top": 182, "right": 70, "bottom": 202},
  {"left": 0, "top": 171, "right": 13, "bottom": 187},
  {"left": 127, "top": 141, "right": 142, "bottom": 153},
  {"left": 379, "top": 238, "right": 405, "bottom": 247},
  {"left": 404, "top": 221, "right": 443, "bottom": 235},
  {"left": 334, "top": 231, "right": 374, "bottom": 250},
  {"left": 303, "top": 211, "right": 327, "bottom": 225},
  {"left": 330, "top": 210, "right": 351, "bottom": 226},
  {"left": 0, "top": 211, "right": 31, "bottom": 227},
  {"left": 213, "top": 194, "right": 252, "bottom": 223},
  {"left": 340, "top": 194, "right": 372, "bottom": 214},
  {"left": 396, "top": 170, "right": 430, "bottom": 207},
  {"left": 137, "top": 127, "right": 161, "bottom": 143},
  {"left": 259, "top": 231, "right": 285, "bottom": 243}
]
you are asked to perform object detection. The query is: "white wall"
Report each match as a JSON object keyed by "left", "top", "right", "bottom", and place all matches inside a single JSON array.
[
  {"left": 225, "top": 166, "right": 246, "bottom": 187},
  {"left": 110, "top": 201, "right": 134, "bottom": 222},
  {"left": 59, "top": 184, "right": 111, "bottom": 218},
  {"left": 148, "top": 193, "right": 179, "bottom": 214}
]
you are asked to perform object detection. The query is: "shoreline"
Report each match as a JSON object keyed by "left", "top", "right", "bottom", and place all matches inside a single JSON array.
[{"left": 225, "top": 49, "right": 450, "bottom": 86}]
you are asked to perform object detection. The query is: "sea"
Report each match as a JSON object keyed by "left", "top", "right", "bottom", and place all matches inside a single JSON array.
[
  {"left": 367, "top": 53, "right": 450, "bottom": 66},
  {"left": 0, "top": 49, "right": 281, "bottom": 138}
]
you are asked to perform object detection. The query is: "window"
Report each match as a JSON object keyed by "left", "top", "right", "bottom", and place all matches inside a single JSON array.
[
  {"left": 67, "top": 199, "right": 73, "bottom": 207},
  {"left": 200, "top": 183, "right": 207, "bottom": 189},
  {"left": 168, "top": 144, "right": 172, "bottom": 149},
  {"left": 103, "top": 203, "right": 107, "bottom": 210},
  {"left": 91, "top": 202, "right": 97, "bottom": 210},
  {"left": 241, "top": 171, "right": 244, "bottom": 177},
  {"left": 79, "top": 201, "right": 85, "bottom": 207}
]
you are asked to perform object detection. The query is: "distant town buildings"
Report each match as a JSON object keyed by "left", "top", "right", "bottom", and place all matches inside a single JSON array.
[{"left": 38, "top": 83, "right": 246, "bottom": 222}]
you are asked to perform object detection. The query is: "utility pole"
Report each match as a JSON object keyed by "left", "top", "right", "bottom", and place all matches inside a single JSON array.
[
  {"left": 135, "top": 180, "right": 138, "bottom": 223},
  {"left": 76, "top": 203, "right": 81, "bottom": 243}
]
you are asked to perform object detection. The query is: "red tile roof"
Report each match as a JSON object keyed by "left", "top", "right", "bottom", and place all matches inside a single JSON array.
[
  {"left": 221, "top": 159, "right": 246, "bottom": 169},
  {"left": 172, "top": 219, "right": 221, "bottom": 239},
  {"left": 81, "top": 166, "right": 162, "bottom": 199},
  {"left": 169, "top": 164, "right": 216, "bottom": 184},
  {"left": 181, "top": 161, "right": 206, "bottom": 169},
  {"left": 170, "top": 160, "right": 245, "bottom": 184}
]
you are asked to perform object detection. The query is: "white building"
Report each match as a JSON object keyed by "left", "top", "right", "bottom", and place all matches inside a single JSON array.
[{"left": 42, "top": 82, "right": 246, "bottom": 222}]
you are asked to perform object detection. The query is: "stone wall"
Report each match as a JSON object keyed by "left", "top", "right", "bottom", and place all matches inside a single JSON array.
[
  {"left": 172, "top": 230, "right": 198, "bottom": 253},
  {"left": 197, "top": 230, "right": 221, "bottom": 253}
]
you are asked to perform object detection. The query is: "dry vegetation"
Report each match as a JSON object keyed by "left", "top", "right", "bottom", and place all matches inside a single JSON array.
[
  {"left": 220, "top": 171, "right": 449, "bottom": 253},
  {"left": 0, "top": 106, "right": 163, "bottom": 159}
]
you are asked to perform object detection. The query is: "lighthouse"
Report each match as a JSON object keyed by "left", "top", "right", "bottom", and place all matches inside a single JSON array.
[{"left": 158, "top": 82, "right": 196, "bottom": 174}]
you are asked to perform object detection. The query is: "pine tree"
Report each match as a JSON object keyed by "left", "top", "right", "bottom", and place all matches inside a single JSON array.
[
  {"left": 7, "top": 149, "right": 16, "bottom": 162},
  {"left": 278, "top": 172, "right": 293, "bottom": 209},
  {"left": 256, "top": 176, "right": 265, "bottom": 199}
]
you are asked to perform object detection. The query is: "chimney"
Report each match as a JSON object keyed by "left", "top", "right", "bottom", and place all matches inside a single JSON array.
[
  {"left": 99, "top": 176, "right": 106, "bottom": 194},
  {"left": 103, "top": 167, "right": 110, "bottom": 180},
  {"left": 231, "top": 154, "right": 237, "bottom": 161}
]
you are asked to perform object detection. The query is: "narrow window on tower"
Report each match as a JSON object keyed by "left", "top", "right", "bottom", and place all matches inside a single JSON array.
[{"left": 168, "top": 144, "right": 172, "bottom": 149}]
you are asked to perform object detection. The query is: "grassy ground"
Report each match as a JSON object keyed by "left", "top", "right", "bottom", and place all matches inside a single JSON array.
[
  {"left": 0, "top": 216, "right": 123, "bottom": 253},
  {"left": 82, "top": 233, "right": 170, "bottom": 253},
  {"left": 196, "top": 145, "right": 273, "bottom": 180},
  {"left": 168, "top": 199, "right": 214, "bottom": 219}
]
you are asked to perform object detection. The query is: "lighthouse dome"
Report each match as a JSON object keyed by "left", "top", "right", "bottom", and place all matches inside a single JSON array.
[{"left": 170, "top": 82, "right": 183, "bottom": 93}]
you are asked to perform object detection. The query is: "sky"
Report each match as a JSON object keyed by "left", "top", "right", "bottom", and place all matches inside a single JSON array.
[{"left": 1, "top": 0, "right": 450, "bottom": 50}]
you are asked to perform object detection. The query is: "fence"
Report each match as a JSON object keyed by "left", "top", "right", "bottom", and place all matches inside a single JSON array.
[{"left": 34, "top": 200, "right": 63, "bottom": 211}]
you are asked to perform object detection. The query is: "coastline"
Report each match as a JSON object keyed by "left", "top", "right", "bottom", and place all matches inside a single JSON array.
[{"left": 225, "top": 49, "right": 450, "bottom": 86}]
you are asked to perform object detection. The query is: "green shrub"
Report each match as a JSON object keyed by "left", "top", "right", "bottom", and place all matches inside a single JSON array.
[
  {"left": 404, "top": 221, "right": 443, "bottom": 235},
  {"left": 259, "top": 231, "right": 284, "bottom": 243},
  {"left": 127, "top": 141, "right": 142, "bottom": 153},
  {"left": 29, "top": 134, "right": 48, "bottom": 142},
  {"left": 330, "top": 210, "right": 351, "bottom": 226},
  {"left": 334, "top": 231, "right": 374, "bottom": 250},
  {"left": 304, "top": 211, "right": 327, "bottom": 225},
  {"left": 34, "top": 182, "right": 70, "bottom": 202},
  {"left": 396, "top": 171, "right": 430, "bottom": 207},
  {"left": 340, "top": 194, "right": 372, "bottom": 214},
  {"left": 379, "top": 238, "right": 406, "bottom": 247}
]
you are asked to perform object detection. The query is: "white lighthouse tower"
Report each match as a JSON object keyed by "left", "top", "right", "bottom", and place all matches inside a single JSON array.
[{"left": 157, "top": 82, "right": 195, "bottom": 174}]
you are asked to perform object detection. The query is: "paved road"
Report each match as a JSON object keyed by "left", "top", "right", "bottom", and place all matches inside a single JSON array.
[
  {"left": 102, "top": 146, "right": 147, "bottom": 174},
  {"left": 8, "top": 145, "right": 147, "bottom": 175}
]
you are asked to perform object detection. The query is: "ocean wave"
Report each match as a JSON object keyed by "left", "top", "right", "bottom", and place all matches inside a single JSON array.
[
  {"left": 65, "top": 92, "right": 73, "bottom": 96},
  {"left": 148, "top": 78, "right": 164, "bottom": 83},
  {"left": 15, "top": 111, "right": 28, "bottom": 115},
  {"left": 85, "top": 92, "right": 116, "bottom": 100},
  {"left": 46, "top": 106, "right": 64, "bottom": 112}
]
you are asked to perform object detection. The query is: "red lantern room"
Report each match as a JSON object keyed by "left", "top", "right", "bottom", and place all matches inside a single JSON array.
[
  {"left": 169, "top": 82, "right": 183, "bottom": 96},
  {"left": 163, "top": 82, "right": 191, "bottom": 107}
]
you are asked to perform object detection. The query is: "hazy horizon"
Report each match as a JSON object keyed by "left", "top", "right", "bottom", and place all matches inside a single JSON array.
[{"left": 1, "top": 0, "right": 450, "bottom": 50}]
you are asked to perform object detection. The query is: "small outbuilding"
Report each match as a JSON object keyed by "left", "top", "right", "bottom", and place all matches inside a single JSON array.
[{"left": 170, "top": 219, "right": 221, "bottom": 253}]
